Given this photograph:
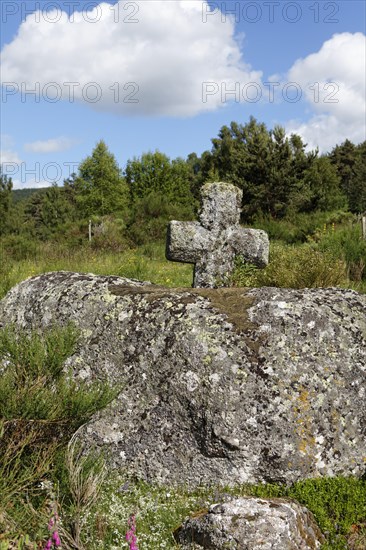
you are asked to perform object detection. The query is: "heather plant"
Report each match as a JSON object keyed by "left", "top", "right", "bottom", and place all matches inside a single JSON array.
[
  {"left": 44, "top": 511, "right": 61, "bottom": 549},
  {"left": 0, "top": 324, "right": 119, "bottom": 545},
  {"left": 0, "top": 325, "right": 117, "bottom": 427}
]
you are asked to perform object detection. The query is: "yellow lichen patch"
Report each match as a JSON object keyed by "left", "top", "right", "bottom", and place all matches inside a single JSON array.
[{"left": 291, "top": 386, "right": 317, "bottom": 467}]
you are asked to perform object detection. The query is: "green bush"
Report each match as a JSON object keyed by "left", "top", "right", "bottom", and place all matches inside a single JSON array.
[
  {"left": 127, "top": 192, "right": 195, "bottom": 246},
  {"left": 0, "top": 324, "right": 119, "bottom": 541},
  {"left": 316, "top": 223, "right": 366, "bottom": 282},
  {"left": 251, "top": 215, "right": 306, "bottom": 243},
  {"left": 252, "top": 210, "right": 353, "bottom": 244},
  {"left": 1, "top": 234, "right": 39, "bottom": 261},
  {"left": 90, "top": 216, "right": 130, "bottom": 252},
  {"left": 232, "top": 242, "right": 347, "bottom": 289}
]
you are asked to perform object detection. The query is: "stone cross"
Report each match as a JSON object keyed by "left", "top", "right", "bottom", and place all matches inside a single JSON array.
[{"left": 166, "top": 182, "right": 269, "bottom": 288}]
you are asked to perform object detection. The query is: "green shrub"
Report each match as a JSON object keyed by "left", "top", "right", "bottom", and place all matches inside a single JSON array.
[
  {"left": 0, "top": 324, "right": 119, "bottom": 541},
  {"left": 90, "top": 216, "right": 130, "bottom": 252},
  {"left": 1, "top": 234, "right": 39, "bottom": 261},
  {"left": 252, "top": 210, "right": 353, "bottom": 244},
  {"left": 251, "top": 215, "right": 305, "bottom": 243},
  {"left": 287, "top": 477, "right": 366, "bottom": 549},
  {"left": 127, "top": 192, "right": 195, "bottom": 246},
  {"left": 0, "top": 324, "right": 117, "bottom": 427},
  {"left": 316, "top": 223, "right": 366, "bottom": 282},
  {"left": 232, "top": 242, "right": 347, "bottom": 289}
]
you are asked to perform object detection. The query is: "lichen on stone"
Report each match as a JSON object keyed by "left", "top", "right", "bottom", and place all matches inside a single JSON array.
[{"left": 0, "top": 272, "right": 365, "bottom": 487}]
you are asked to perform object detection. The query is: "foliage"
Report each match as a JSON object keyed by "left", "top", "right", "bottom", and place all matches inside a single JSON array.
[
  {"left": 231, "top": 241, "right": 347, "bottom": 289},
  {"left": 74, "top": 474, "right": 366, "bottom": 549},
  {"left": 195, "top": 117, "right": 346, "bottom": 220},
  {"left": 12, "top": 187, "right": 47, "bottom": 204},
  {"left": 252, "top": 210, "right": 354, "bottom": 244},
  {"left": 0, "top": 325, "right": 117, "bottom": 427},
  {"left": 329, "top": 139, "right": 366, "bottom": 213},
  {"left": 23, "top": 184, "right": 77, "bottom": 239},
  {"left": 126, "top": 190, "right": 195, "bottom": 245},
  {"left": 349, "top": 142, "right": 366, "bottom": 213},
  {"left": 74, "top": 140, "right": 129, "bottom": 217},
  {"left": 89, "top": 216, "right": 130, "bottom": 252},
  {"left": 0, "top": 324, "right": 119, "bottom": 542},
  {"left": 301, "top": 156, "right": 345, "bottom": 212},
  {"left": 315, "top": 222, "right": 366, "bottom": 282},
  {"left": 187, "top": 118, "right": 356, "bottom": 220},
  {"left": 0, "top": 167, "right": 13, "bottom": 236},
  {"left": 125, "top": 151, "right": 195, "bottom": 207}
]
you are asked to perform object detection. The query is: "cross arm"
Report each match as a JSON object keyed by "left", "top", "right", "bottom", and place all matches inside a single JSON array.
[
  {"left": 227, "top": 227, "right": 269, "bottom": 268},
  {"left": 166, "top": 221, "right": 211, "bottom": 264}
]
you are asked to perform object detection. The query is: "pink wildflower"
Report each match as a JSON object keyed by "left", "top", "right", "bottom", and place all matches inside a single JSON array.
[
  {"left": 126, "top": 514, "right": 139, "bottom": 550},
  {"left": 44, "top": 512, "right": 62, "bottom": 549},
  {"left": 52, "top": 531, "right": 61, "bottom": 547}
]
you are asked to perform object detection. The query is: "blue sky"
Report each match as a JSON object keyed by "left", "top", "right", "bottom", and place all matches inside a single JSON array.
[{"left": 1, "top": 0, "right": 365, "bottom": 188}]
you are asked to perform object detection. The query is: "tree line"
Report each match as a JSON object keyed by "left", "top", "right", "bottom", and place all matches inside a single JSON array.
[{"left": 1, "top": 117, "right": 365, "bottom": 245}]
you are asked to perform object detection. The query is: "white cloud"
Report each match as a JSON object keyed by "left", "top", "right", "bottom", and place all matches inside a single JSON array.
[
  {"left": 11, "top": 178, "right": 50, "bottom": 190},
  {"left": 24, "top": 137, "right": 77, "bottom": 153},
  {"left": 0, "top": 135, "right": 22, "bottom": 166},
  {"left": 0, "top": 0, "right": 262, "bottom": 117},
  {"left": 0, "top": 149, "right": 22, "bottom": 165},
  {"left": 285, "top": 32, "right": 366, "bottom": 152}
]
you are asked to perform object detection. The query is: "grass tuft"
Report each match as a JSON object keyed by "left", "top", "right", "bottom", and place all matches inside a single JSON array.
[{"left": 0, "top": 324, "right": 119, "bottom": 545}]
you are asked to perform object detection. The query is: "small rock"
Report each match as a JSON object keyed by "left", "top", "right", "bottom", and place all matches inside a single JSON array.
[{"left": 174, "top": 497, "right": 325, "bottom": 549}]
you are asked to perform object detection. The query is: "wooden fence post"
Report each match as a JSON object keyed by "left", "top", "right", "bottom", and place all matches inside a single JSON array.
[
  {"left": 362, "top": 214, "right": 366, "bottom": 240},
  {"left": 89, "top": 220, "right": 92, "bottom": 242}
]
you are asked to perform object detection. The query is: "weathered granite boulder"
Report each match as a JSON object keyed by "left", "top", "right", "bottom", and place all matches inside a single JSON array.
[
  {"left": 0, "top": 271, "right": 365, "bottom": 486},
  {"left": 174, "top": 497, "right": 325, "bottom": 549}
]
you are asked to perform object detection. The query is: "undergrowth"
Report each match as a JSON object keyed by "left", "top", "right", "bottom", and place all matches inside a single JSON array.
[
  {"left": 0, "top": 212, "right": 365, "bottom": 547},
  {"left": 0, "top": 325, "right": 119, "bottom": 548},
  {"left": 70, "top": 474, "right": 366, "bottom": 549},
  {"left": 0, "top": 328, "right": 365, "bottom": 549},
  {"left": 1, "top": 212, "right": 365, "bottom": 299},
  {"left": 231, "top": 241, "right": 348, "bottom": 289}
]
